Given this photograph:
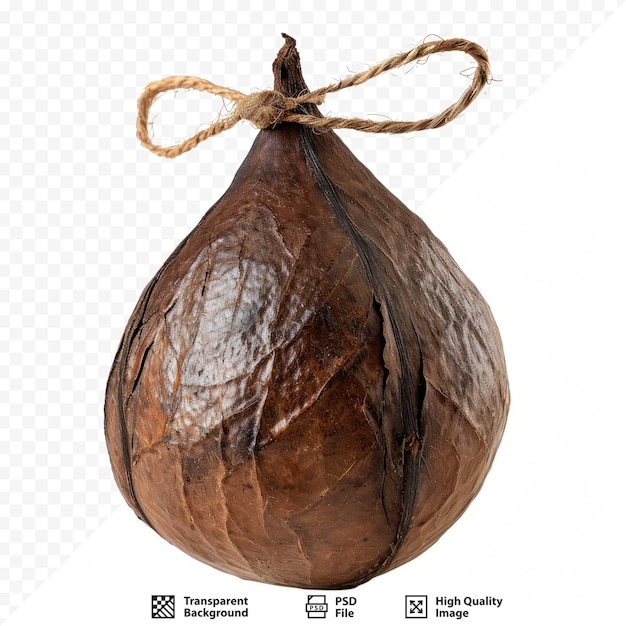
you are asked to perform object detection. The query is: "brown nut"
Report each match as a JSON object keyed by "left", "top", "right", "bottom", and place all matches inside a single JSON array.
[{"left": 105, "top": 35, "right": 509, "bottom": 589}]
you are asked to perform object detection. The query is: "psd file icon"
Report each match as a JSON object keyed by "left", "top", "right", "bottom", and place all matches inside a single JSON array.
[{"left": 306, "top": 595, "right": 328, "bottom": 618}]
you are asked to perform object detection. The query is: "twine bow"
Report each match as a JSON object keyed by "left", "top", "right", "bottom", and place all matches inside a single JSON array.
[{"left": 137, "top": 37, "right": 491, "bottom": 159}]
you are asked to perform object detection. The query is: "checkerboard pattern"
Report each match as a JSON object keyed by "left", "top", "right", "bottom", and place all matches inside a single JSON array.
[
  {"left": 152, "top": 595, "right": 175, "bottom": 619},
  {"left": 1, "top": 1, "right": 623, "bottom": 622}
]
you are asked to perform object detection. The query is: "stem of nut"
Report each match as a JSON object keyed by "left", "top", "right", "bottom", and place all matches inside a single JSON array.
[{"left": 272, "top": 34, "right": 323, "bottom": 119}]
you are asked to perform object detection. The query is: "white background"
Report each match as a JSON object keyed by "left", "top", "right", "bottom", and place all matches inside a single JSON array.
[{"left": 1, "top": 2, "right": 625, "bottom": 624}]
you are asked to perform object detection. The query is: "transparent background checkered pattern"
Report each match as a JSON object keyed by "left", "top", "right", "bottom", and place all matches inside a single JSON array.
[{"left": 1, "top": 1, "right": 623, "bottom": 622}]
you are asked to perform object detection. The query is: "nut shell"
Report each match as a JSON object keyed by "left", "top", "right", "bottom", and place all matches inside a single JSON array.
[{"left": 105, "top": 36, "right": 509, "bottom": 589}]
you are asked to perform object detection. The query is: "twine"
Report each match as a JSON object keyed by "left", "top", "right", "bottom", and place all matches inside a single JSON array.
[{"left": 137, "top": 37, "right": 491, "bottom": 159}]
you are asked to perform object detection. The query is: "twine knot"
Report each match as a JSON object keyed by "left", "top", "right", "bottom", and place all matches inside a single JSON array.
[
  {"left": 136, "top": 37, "right": 491, "bottom": 159},
  {"left": 235, "top": 90, "right": 299, "bottom": 129}
]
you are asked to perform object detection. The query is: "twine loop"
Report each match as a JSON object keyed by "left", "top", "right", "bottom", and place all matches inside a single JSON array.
[{"left": 137, "top": 37, "right": 491, "bottom": 159}]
